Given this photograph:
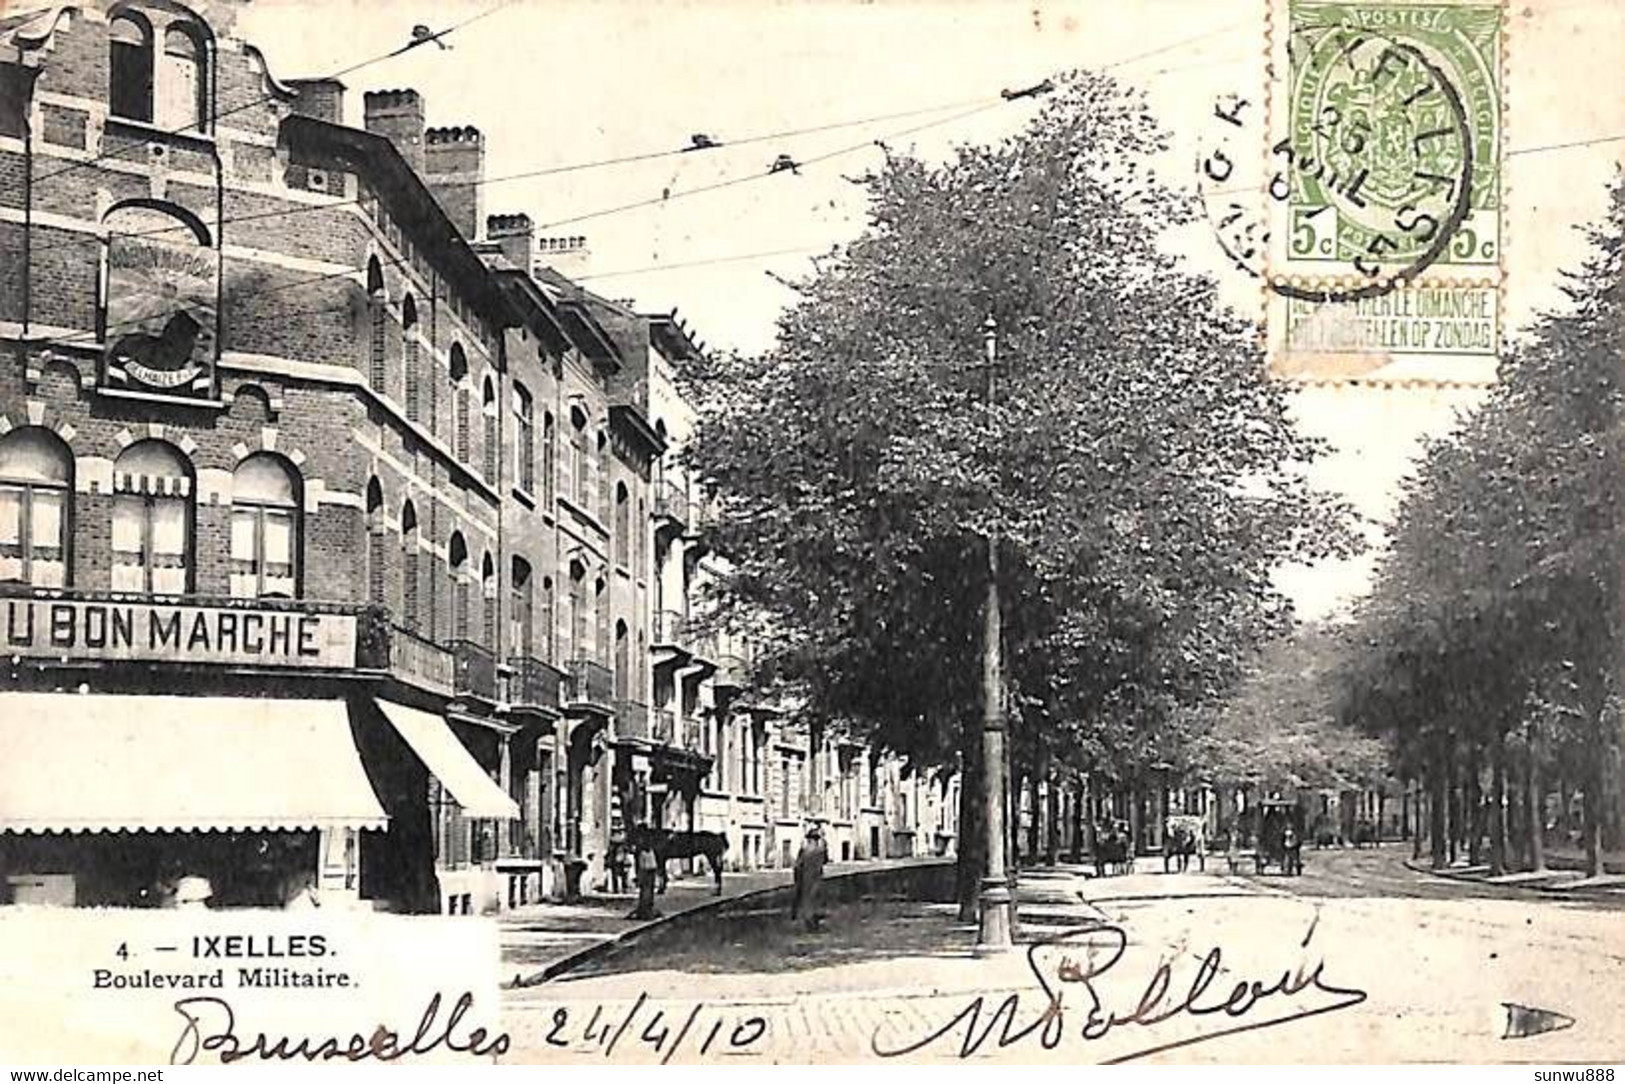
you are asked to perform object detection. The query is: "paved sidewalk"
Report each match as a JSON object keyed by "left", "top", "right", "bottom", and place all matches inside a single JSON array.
[{"left": 1402, "top": 856, "right": 1625, "bottom": 899}]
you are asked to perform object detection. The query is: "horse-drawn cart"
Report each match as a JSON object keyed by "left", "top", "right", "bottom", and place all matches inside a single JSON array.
[{"left": 1250, "top": 798, "right": 1304, "bottom": 876}]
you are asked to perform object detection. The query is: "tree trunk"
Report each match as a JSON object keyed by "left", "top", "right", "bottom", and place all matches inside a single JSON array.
[
  {"left": 956, "top": 713, "right": 985, "bottom": 923},
  {"left": 1429, "top": 756, "right": 1448, "bottom": 870},
  {"left": 1128, "top": 776, "right": 1143, "bottom": 861},
  {"left": 1490, "top": 729, "right": 1507, "bottom": 876},
  {"left": 1467, "top": 744, "right": 1484, "bottom": 867},
  {"left": 1527, "top": 724, "right": 1546, "bottom": 873},
  {"left": 1510, "top": 744, "right": 1528, "bottom": 870},
  {"left": 1044, "top": 775, "right": 1060, "bottom": 865},
  {"left": 1026, "top": 772, "right": 1042, "bottom": 866},
  {"left": 1445, "top": 732, "right": 1459, "bottom": 865},
  {"left": 1070, "top": 774, "right": 1086, "bottom": 862},
  {"left": 1377, "top": 792, "right": 1388, "bottom": 842},
  {"left": 1584, "top": 760, "right": 1603, "bottom": 879}
]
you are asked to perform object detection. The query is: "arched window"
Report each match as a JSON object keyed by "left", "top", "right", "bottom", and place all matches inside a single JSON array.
[
  {"left": 401, "top": 500, "right": 420, "bottom": 630},
  {"left": 449, "top": 532, "right": 469, "bottom": 640},
  {"left": 402, "top": 295, "right": 420, "bottom": 423},
  {"left": 613, "top": 619, "right": 629, "bottom": 699},
  {"left": 156, "top": 24, "right": 206, "bottom": 133},
  {"left": 513, "top": 383, "right": 534, "bottom": 493},
  {"left": 0, "top": 428, "right": 72, "bottom": 587},
  {"left": 480, "top": 552, "right": 496, "bottom": 649},
  {"left": 540, "top": 575, "right": 555, "bottom": 663},
  {"left": 509, "top": 557, "right": 533, "bottom": 659},
  {"left": 450, "top": 345, "right": 469, "bottom": 463},
  {"left": 365, "top": 478, "right": 385, "bottom": 607},
  {"left": 112, "top": 440, "right": 192, "bottom": 594},
  {"left": 366, "top": 257, "right": 386, "bottom": 390},
  {"left": 541, "top": 410, "right": 556, "bottom": 503},
  {"left": 613, "top": 482, "right": 630, "bottom": 568},
  {"left": 481, "top": 376, "right": 498, "bottom": 482},
  {"left": 230, "top": 453, "right": 300, "bottom": 598},
  {"left": 568, "top": 405, "right": 588, "bottom": 504},
  {"left": 109, "top": 11, "right": 154, "bottom": 123},
  {"left": 595, "top": 431, "right": 609, "bottom": 521}
]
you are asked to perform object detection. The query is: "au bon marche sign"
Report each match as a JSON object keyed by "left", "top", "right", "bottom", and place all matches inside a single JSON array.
[{"left": 3, "top": 597, "right": 356, "bottom": 669}]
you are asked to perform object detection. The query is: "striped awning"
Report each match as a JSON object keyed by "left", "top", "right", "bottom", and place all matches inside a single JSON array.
[
  {"left": 112, "top": 470, "right": 192, "bottom": 497},
  {"left": 0, "top": 693, "right": 387, "bottom": 833},
  {"left": 376, "top": 701, "right": 519, "bottom": 820}
]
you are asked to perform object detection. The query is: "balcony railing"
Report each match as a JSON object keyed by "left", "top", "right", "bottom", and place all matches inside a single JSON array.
[
  {"left": 615, "top": 699, "right": 650, "bottom": 741},
  {"left": 652, "top": 708, "right": 676, "bottom": 746},
  {"left": 388, "top": 623, "right": 455, "bottom": 695},
  {"left": 450, "top": 639, "right": 497, "bottom": 700},
  {"left": 652, "top": 609, "right": 686, "bottom": 645},
  {"left": 654, "top": 481, "right": 689, "bottom": 526},
  {"left": 564, "top": 657, "right": 615, "bottom": 707},
  {"left": 507, "top": 655, "right": 563, "bottom": 712}
]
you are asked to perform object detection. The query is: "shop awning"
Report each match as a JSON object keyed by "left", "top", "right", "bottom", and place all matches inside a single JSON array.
[
  {"left": 376, "top": 701, "right": 520, "bottom": 820},
  {"left": 0, "top": 693, "right": 388, "bottom": 833}
]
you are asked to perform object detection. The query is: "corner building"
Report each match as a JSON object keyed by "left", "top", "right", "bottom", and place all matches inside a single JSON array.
[{"left": 0, "top": 1, "right": 538, "bottom": 913}]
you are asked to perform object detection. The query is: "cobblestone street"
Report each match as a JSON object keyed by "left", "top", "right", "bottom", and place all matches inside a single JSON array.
[{"left": 500, "top": 847, "right": 1625, "bottom": 1064}]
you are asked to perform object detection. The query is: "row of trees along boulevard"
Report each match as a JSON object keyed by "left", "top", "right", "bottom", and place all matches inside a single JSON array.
[{"left": 1333, "top": 177, "right": 1625, "bottom": 879}]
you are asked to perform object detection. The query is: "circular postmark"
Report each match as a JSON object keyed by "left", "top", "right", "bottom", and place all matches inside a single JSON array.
[{"left": 1198, "top": 22, "right": 1479, "bottom": 304}]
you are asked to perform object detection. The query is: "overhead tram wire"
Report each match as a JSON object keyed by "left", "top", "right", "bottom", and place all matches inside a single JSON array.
[
  {"left": 28, "top": 95, "right": 1003, "bottom": 257},
  {"left": 15, "top": 18, "right": 1360, "bottom": 351},
  {"left": 27, "top": 15, "right": 1259, "bottom": 256},
  {"left": 23, "top": 104, "right": 1001, "bottom": 355},
  {"left": 27, "top": 0, "right": 523, "bottom": 189}
]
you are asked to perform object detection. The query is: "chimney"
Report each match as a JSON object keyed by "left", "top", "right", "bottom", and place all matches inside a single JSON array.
[
  {"left": 288, "top": 77, "right": 346, "bottom": 124},
  {"left": 363, "top": 88, "right": 425, "bottom": 175},
  {"left": 486, "top": 213, "right": 535, "bottom": 273},
  {"left": 424, "top": 126, "right": 485, "bottom": 241},
  {"left": 536, "top": 234, "right": 591, "bottom": 277}
]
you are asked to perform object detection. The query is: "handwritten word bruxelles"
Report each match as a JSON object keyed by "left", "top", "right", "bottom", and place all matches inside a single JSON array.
[{"left": 3, "top": 598, "right": 355, "bottom": 668}]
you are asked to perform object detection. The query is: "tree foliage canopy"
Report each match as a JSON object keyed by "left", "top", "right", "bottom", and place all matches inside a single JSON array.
[{"left": 681, "top": 71, "right": 1360, "bottom": 779}]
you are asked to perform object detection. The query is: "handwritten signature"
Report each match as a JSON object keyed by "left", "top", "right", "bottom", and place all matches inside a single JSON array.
[
  {"left": 873, "top": 917, "right": 1367, "bottom": 1062},
  {"left": 170, "top": 991, "right": 510, "bottom": 1064}
]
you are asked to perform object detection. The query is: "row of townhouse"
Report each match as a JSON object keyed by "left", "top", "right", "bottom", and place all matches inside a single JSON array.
[{"left": 0, "top": 0, "right": 956, "bottom": 913}]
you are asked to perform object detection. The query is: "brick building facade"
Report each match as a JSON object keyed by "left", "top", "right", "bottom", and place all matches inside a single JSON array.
[{"left": 0, "top": 0, "right": 953, "bottom": 913}]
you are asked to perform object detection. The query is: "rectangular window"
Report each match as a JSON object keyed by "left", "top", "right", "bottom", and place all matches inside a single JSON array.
[
  {"left": 112, "top": 493, "right": 189, "bottom": 595},
  {"left": 229, "top": 507, "right": 297, "bottom": 599},
  {"left": 0, "top": 485, "right": 65, "bottom": 587},
  {"left": 513, "top": 387, "right": 535, "bottom": 493}
]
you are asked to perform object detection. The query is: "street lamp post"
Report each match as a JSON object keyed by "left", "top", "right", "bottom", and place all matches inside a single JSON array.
[{"left": 976, "top": 314, "right": 1013, "bottom": 952}]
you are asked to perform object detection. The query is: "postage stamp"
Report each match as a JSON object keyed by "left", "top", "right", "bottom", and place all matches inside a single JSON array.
[{"left": 1255, "top": 0, "right": 1508, "bottom": 376}]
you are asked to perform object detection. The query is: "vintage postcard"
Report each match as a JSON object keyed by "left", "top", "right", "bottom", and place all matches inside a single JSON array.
[{"left": 0, "top": 0, "right": 1621, "bottom": 1069}]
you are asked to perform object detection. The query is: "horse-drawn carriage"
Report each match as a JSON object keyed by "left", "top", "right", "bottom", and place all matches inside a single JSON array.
[
  {"left": 1162, "top": 814, "right": 1207, "bottom": 873},
  {"left": 1250, "top": 799, "right": 1305, "bottom": 876}
]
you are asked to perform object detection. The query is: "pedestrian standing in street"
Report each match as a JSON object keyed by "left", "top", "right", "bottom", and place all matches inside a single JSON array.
[
  {"left": 791, "top": 824, "right": 827, "bottom": 931},
  {"left": 628, "top": 825, "right": 662, "bottom": 921}
]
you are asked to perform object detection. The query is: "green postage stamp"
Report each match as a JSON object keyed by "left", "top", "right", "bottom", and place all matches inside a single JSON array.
[{"left": 1268, "top": 0, "right": 1504, "bottom": 279}]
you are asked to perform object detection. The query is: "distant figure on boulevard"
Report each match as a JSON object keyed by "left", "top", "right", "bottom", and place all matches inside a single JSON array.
[
  {"left": 791, "top": 824, "right": 827, "bottom": 931},
  {"left": 627, "top": 825, "right": 662, "bottom": 921}
]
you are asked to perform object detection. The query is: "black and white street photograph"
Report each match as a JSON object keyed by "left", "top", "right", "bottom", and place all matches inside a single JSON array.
[{"left": 0, "top": 0, "right": 1622, "bottom": 1067}]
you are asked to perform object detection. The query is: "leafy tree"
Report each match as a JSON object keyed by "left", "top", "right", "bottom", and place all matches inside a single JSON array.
[{"left": 679, "top": 71, "right": 1359, "bottom": 909}]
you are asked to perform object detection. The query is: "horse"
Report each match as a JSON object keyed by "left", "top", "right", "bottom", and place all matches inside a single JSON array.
[
  {"left": 1163, "top": 815, "right": 1207, "bottom": 874},
  {"left": 1092, "top": 823, "right": 1132, "bottom": 878},
  {"left": 648, "top": 829, "right": 729, "bottom": 895}
]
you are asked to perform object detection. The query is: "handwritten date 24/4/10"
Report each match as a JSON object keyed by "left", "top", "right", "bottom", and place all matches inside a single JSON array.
[{"left": 542, "top": 994, "right": 767, "bottom": 1063}]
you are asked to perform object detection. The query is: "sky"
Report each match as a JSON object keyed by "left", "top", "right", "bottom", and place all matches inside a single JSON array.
[{"left": 233, "top": 0, "right": 1625, "bottom": 618}]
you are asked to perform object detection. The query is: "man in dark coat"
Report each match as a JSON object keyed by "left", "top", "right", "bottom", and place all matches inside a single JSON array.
[
  {"left": 791, "top": 824, "right": 827, "bottom": 931},
  {"left": 627, "top": 825, "right": 662, "bottom": 920}
]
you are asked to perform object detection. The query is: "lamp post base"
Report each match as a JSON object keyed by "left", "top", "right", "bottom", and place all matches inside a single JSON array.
[{"left": 975, "top": 876, "right": 1014, "bottom": 953}]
